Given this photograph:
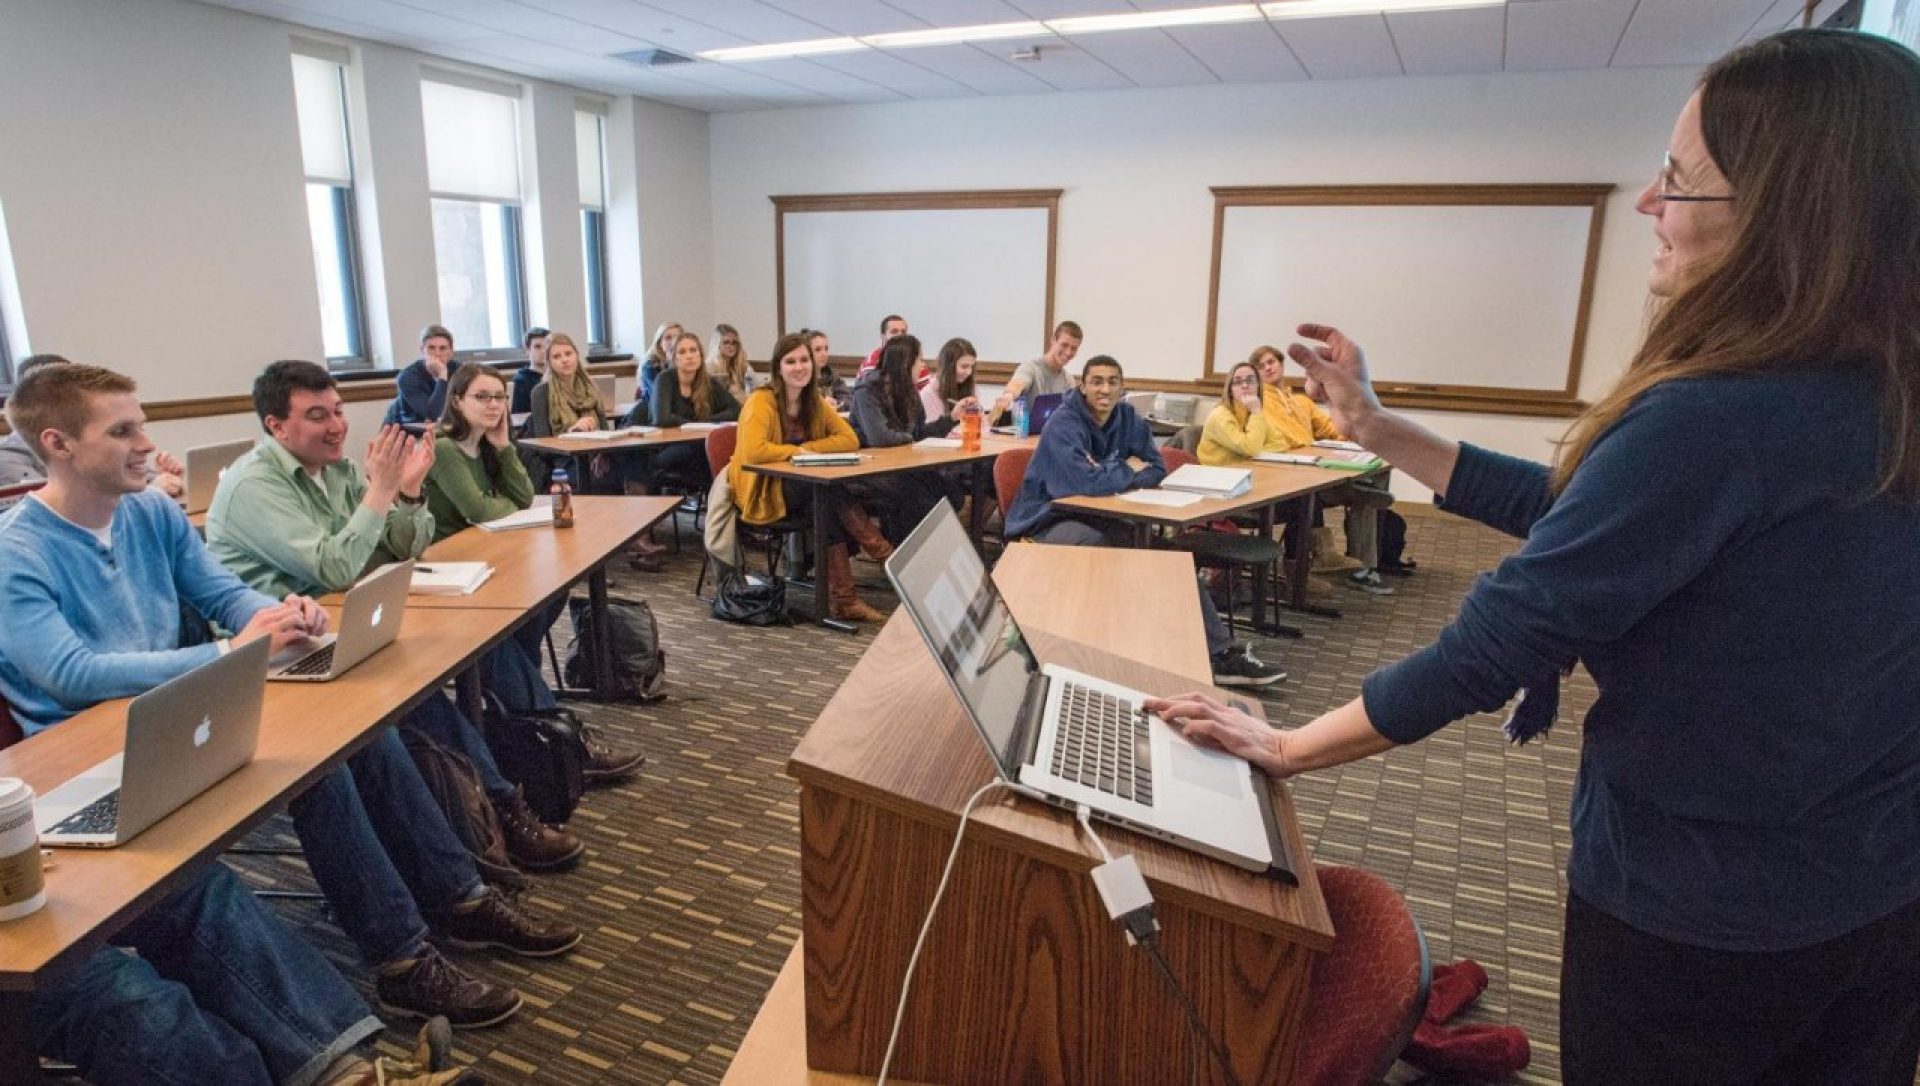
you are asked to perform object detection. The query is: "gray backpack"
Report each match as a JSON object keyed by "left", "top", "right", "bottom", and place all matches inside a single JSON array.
[{"left": 565, "top": 597, "right": 667, "bottom": 702}]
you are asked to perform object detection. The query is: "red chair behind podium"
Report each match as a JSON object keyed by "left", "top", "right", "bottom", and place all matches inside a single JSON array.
[{"left": 1292, "top": 864, "right": 1431, "bottom": 1086}]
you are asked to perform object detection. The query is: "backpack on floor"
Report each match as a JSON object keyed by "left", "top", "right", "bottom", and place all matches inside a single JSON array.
[
  {"left": 712, "top": 568, "right": 789, "bottom": 627},
  {"left": 1378, "top": 509, "right": 1417, "bottom": 574},
  {"left": 398, "top": 727, "right": 524, "bottom": 890},
  {"left": 480, "top": 693, "right": 587, "bottom": 825},
  {"left": 565, "top": 597, "right": 667, "bottom": 702}
]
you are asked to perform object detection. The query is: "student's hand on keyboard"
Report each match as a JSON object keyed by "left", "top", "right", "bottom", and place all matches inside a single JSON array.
[
  {"left": 284, "top": 594, "right": 330, "bottom": 638},
  {"left": 1144, "top": 691, "right": 1289, "bottom": 777},
  {"left": 235, "top": 602, "right": 313, "bottom": 653}
]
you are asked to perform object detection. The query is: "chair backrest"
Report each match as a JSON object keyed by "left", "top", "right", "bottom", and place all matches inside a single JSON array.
[
  {"left": 705, "top": 423, "right": 740, "bottom": 479},
  {"left": 993, "top": 446, "right": 1035, "bottom": 520},
  {"left": 0, "top": 697, "right": 24, "bottom": 751},
  {"left": 1161, "top": 447, "right": 1197, "bottom": 471},
  {"left": 1167, "top": 422, "right": 1205, "bottom": 454},
  {"left": 0, "top": 480, "right": 46, "bottom": 513},
  {"left": 1293, "top": 864, "right": 1431, "bottom": 1086}
]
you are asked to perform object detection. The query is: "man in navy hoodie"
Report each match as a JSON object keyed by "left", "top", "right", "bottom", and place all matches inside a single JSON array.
[{"left": 1005, "top": 355, "right": 1284, "bottom": 687}]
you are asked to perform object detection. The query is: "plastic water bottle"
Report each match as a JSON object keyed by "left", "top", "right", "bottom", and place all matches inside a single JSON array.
[
  {"left": 550, "top": 467, "right": 575, "bottom": 529},
  {"left": 1011, "top": 398, "right": 1029, "bottom": 439},
  {"left": 960, "top": 402, "right": 982, "bottom": 453}
]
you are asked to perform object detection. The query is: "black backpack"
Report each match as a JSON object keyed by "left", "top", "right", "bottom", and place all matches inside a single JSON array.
[
  {"left": 711, "top": 568, "right": 790, "bottom": 627},
  {"left": 565, "top": 597, "right": 667, "bottom": 702},
  {"left": 480, "top": 693, "right": 588, "bottom": 825},
  {"left": 1378, "top": 509, "right": 1417, "bottom": 574}
]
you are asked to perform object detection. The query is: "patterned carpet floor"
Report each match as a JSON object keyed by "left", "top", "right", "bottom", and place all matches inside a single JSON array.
[{"left": 221, "top": 507, "right": 1591, "bottom": 1084}]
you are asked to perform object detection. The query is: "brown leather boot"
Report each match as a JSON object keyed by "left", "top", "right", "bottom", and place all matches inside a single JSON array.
[
  {"left": 493, "top": 786, "right": 585, "bottom": 871},
  {"left": 838, "top": 505, "right": 893, "bottom": 561},
  {"left": 825, "top": 546, "right": 887, "bottom": 623}
]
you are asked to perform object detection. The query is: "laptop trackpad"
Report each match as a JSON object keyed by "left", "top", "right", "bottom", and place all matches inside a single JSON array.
[{"left": 1165, "top": 730, "right": 1248, "bottom": 798}]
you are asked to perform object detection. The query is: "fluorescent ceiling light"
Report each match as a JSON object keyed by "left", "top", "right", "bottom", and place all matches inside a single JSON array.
[
  {"left": 1048, "top": 5, "right": 1265, "bottom": 35},
  {"left": 699, "top": 37, "right": 867, "bottom": 62},
  {"left": 1261, "top": 0, "right": 1503, "bottom": 19},
  {"left": 863, "top": 21, "right": 1047, "bottom": 48}
]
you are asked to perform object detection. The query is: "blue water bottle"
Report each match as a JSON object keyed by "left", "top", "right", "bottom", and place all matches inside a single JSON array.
[{"left": 1011, "top": 398, "right": 1029, "bottom": 438}]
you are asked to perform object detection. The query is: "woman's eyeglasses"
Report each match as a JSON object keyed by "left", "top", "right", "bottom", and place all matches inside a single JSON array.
[
  {"left": 1656, "top": 151, "right": 1734, "bottom": 204},
  {"left": 465, "top": 392, "right": 510, "bottom": 404}
]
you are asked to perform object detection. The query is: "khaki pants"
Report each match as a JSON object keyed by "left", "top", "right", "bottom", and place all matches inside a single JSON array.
[{"left": 1317, "top": 477, "right": 1394, "bottom": 569}]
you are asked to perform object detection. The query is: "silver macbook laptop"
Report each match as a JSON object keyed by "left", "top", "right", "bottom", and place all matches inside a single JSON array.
[
  {"left": 38, "top": 638, "right": 270, "bottom": 848},
  {"left": 885, "top": 503, "right": 1294, "bottom": 879},
  {"left": 592, "top": 374, "right": 616, "bottom": 416},
  {"left": 183, "top": 438, "right": 255, "bottom": 515},
  {"left": 268, "top": 560, "right": 411, "bottom": 682}
]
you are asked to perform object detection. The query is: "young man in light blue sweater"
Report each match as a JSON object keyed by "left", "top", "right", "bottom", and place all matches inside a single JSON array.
[{"left": 0, "top": 363, "right": 574, "bottom": 1033}]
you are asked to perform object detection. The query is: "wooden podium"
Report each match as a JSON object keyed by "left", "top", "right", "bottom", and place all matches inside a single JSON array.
[{"left": 783, "top": 544, "right": 1334, "bottom": 1085}]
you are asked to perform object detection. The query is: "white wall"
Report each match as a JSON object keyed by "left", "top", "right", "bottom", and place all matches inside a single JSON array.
[{"left": 709, "top": 67, "right": 1699, "bottom": 500}]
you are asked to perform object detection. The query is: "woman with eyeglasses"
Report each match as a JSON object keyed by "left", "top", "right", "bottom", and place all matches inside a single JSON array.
[
  {"left": 1152, "top": 30, "right": 1920, "bottom": 1082},
  {"left": 426, "top": 364, "right": 648, "bottom": 780}
]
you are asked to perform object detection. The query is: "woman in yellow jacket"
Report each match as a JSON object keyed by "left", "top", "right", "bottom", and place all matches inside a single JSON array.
[
  {"left": 1199, "top": 348, "right": 1396, "bottom": 595},
  {"left": 729, "top": 332, "right": 887, "bottom": 623}
]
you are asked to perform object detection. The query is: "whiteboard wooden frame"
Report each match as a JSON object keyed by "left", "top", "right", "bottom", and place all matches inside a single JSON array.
[
  {"left": 771, "top": 190, "right": 1061, "bottom": 363},
  {"left": 1205, "top": 184, "right": 1612, "bottom": 414}
]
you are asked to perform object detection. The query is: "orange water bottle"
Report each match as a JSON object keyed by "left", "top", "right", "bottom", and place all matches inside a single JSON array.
[
  {"left": 550, "top": 467, "right": 575, "bottom": 529},
  {"left": 960, "top": 402, "right": 982, "bottom": 452}
]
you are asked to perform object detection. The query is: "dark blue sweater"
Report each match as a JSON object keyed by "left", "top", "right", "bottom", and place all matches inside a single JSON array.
[
  {"left": 1005, "top": 392, "right": 1165, "bottom": 539},
  {"left": 383, "top": 359, "right": 456, "bottom": 426},
  {"left": 1364, "top": 373, "right": 1920, "bottom": 951}
]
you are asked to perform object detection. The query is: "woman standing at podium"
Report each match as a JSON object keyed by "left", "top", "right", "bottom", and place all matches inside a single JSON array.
[{"left": 1150, "top": 30, "right": 1920, "bottom": 1084}]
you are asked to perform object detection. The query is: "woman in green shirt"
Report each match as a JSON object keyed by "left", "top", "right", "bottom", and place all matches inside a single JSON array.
[{"left": 428, "top": 366, "right": 646, "bottom": 780}]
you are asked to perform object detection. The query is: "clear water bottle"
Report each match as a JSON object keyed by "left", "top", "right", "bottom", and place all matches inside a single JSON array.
[
  {"left": 550, "top": 467, "right": 575, "bottom": 529},
  {"left": 1011, "top": 398, "right": 1029, "bottom": 439}
]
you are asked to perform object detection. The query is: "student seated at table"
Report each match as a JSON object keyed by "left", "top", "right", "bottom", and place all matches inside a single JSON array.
[
  {"left": 425, "top": 365, "right": 646, "bottom": 782},
  {"left": 920, "top": 337, "right": 979, "bottom": 424},
  {"left": 859, "top": 314, "right": 908, "bottom": 377},
  {"left": 385, "top": 324, "right": 459, "bottom": 428},
  {"left": 991, "top": 320, "right": 1082, "bottom": 423},
  {"left": 803, "top": 327, "right": 852, "bottom": 412},
  {"left": 0, "top": 354, "right": 184, "bottom": 497},
  {"left": 510, "top": 326, "right": 550, "bottom": 415},
  {"left": 27, "top": 862, "right": 474, "bottom": 1086},
  {"left": 1004, "top": 355, "right": 1285, "bottom": 687},
  {"left": 850, "top": 333, "right": 970, "bottom": 539},
  {"left": 0, "top": 362, "right": 570, "bottom": 1032},
  {"left": 640, "top": 320, "right": 683, "bottom": 397},
  {"left": 651, "top": 330, "right": 742, "bottom": 488},
  {"left": 1207, "top": 346, "right": 1395, "bottom": 595},
  {"left": 207, "top": 360, "right": 591, "bottom": 877},
  {"left": 709, "top": 322, "right": 754, "bottom": 400},
  {"left": 729, "top": 332, "right": 887, "bottom": 624}
]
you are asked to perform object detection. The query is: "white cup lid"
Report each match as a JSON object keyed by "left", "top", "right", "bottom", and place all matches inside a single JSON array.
[{"left": 0, "top": 778, "right": 32, "bottom": 811}]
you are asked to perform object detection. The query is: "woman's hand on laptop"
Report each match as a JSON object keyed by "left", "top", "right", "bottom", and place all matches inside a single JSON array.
[
  {"left": 1145, "top": 692, "right": 1292, "bottom": 777},
  {"left": 284, "top": 594, "right": 330, "bottom": 638},
  {"left": 235, "top": 602, "right": 313, "bottom": 653}
]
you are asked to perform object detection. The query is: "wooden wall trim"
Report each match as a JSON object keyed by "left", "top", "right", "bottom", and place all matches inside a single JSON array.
[
  {"left": 0, "top": 361, "right": 637, "bottom": 435},
  {"left": 1201, "top": 182, "right": 1614, "bottom": 410},
  {"left": 770, "top": 189, "right": 1064, "bottom": 363}
]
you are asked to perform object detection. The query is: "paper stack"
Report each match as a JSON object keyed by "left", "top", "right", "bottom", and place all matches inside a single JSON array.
[
  {"left": 411, "top": 561, "right": 494, "bottom": 596},
  {"left": 1160, "top": 463, "right": 1253, "bottom": 498},
  {"left": 478, "top": 500, "right": 553, "bottom": 532}
]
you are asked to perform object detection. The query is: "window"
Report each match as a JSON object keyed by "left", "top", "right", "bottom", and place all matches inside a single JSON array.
[
  {"left": 0, "top": 313, "right": 12, "bottom": 395},
  {"left": 0, "top": 199, "right": 22, "bottom": 395},
  {"left": 291, "top": 44, "right": 368, "bottom": 367},
  {"left": 422, "top": 73, "right": 527, "bottom": 356},
  {"left": 576, "top": 107, "right": 610, "bottom": 349}
]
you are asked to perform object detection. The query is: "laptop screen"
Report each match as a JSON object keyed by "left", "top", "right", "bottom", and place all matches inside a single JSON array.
[
  {"left": 885, "top": 504, "right": 1041, "bottom": 778},
  {"left": 1029, "top": 392, "right": 1064, "bottom": 433}
]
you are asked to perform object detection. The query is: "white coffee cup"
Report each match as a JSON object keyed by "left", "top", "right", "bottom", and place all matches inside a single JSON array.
[{"left": 0, "top": 778, "right": 47, "bottom": 921}]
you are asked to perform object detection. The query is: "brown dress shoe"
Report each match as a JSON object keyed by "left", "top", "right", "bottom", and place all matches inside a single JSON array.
[{"left": 493, "top": 786, "right": 584, "bottom": 871}]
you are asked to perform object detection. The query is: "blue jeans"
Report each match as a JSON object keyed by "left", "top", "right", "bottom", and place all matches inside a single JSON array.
[
  {"left": 483, "top": 598, "right": 563, "bottom": 714},
  {"left": 403, "top": 690, "right": 517, "bottom": 801},
  {"left": 289, "top": 727, "right": 483, "bottom": 966},
  {"left": 28, "top": 864, "right": 382, "bottom": 1086},
  {"left": 1028, "top": 518, "right": 1233, "bottom": 657}
]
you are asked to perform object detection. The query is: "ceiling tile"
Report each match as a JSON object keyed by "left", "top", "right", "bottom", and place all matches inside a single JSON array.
[
  {"left": 746, "top": 56, "right": 912, "bottom": 98},
  {"left": 884, "top": 0, "right": 1037, "bottom": 24},
  {"left": 806, "top": 49, "right": 977, "bottom": 94},
  {"left": 1001, "top": 0, "right": 1135, "bottom": 17},
  {"left": 1387, "top": 4, "right": 1504, "bottom": 76},
  {"left": 759, "top": 0, "right": 929, "bottom": 35},
  {"left": 1613, "top": 0, "right": 1777, "bottom": 68},
  {"left": 1504, "top": 0, "right": 1635, "bottom": 71},
  {"left": 512, "top": 0, "right": 752, "bottom": 50},
  {"left": 1741, "top": 0, "right": 1849, "bottom": 40},
  {"left": 985, "top": 35, "right": 1131, "bottom": 90},
  {"left": 1065, "top": 27, "right": 1219, "bottom": 87},
  {"left": 631, "top": 0, "right": 832, "bottom": 43},
  {"left": 1272, "top": 13, "right": 1402, "bottom": 80},
  {"left": 888, "top": 41, "right": 1057, "bottom": 92},
  {"left": 346, "top": 8, "right": 503, "bottom": 41},
  {"left": 1166, "top": 22, "right": 1306, "bottom": 82}
]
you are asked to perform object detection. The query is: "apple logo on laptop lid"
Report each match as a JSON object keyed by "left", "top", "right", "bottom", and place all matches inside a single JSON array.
[
  {"left": 194, "top": 717, "right": 212, "bottom": 748},
  {"left": 370, "top": 603, "right": 384, "bottom": 628}
]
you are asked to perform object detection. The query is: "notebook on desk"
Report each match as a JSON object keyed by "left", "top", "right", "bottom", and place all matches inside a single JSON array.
[{"left": 885, "top": 503, "right": 1294, "bottom": 879}]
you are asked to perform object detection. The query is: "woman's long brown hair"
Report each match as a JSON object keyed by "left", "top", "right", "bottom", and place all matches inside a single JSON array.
[
  {"left": 1554, "top": 30, "right": 1920, "bottom": 501},
  {"left": 674, "top": 333, "right": 714, "bottom": 420}
]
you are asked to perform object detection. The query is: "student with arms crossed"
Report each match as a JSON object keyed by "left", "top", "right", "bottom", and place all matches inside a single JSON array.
[
  {"left": 0, "top": 362, "right": 560, "bottom": 1036},
  {"left": 1151, "top": 30, "right": 1920, "bottom": 1082},
  {"left": 1004, "top": 355, "right": 1285, "bottom": 688},
  {"left": 729, "top": 333, "right": 887, "bottom": 624},
  {"left": 424, "top": 365, "right": 646, "bottom": 781},
  {"left": 207, "top": 361, "right": 591, "bottom": 877},
  {"left": 385, "top": 324, "right": 458, "bottom": 428}
]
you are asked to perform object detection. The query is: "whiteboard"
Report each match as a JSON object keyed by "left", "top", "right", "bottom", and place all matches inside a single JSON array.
[
  {"left": 780, "top": 207, "right": 1051, "bottom": 363},
  {"left": 1212, "top": 201, "right": 1598, "bottom": 395}
]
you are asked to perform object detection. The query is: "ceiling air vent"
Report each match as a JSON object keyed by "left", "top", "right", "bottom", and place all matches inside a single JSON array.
[{"left": 612, "top": 48, "right": 695, "bottom": 68}]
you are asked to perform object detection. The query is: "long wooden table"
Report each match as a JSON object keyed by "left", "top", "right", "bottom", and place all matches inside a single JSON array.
[
  {"left": 0, "top": 606, "right": 526, "bottom": 1083},
  {"left": 759, "top": 543, "right": 1332, "bottom": 1084},
  {"left": 515, "top": 427, "right": 708, "bottom": 458},
  {"left": 744, "top": 435, "right": 1035, "bottom": 627}
]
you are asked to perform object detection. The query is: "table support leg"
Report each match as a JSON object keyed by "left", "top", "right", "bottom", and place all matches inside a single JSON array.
[
  {"left": 1252, "top": 504, "right": 1304, "bottom": 640},
  {"left": 588, "top": 565, "right": 616, "bottom": 695},
  {"left": 0, "top": 993, "right": 47, "bottom": 1084},
  {"left": 968, "top": 462, "right": 988, "bottom": 553}
]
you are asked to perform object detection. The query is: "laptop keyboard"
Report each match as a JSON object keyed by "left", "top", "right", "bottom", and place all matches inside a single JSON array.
[
  {"left": 50, "top": 790, "right": 120, "bottom": 836},
  {"left": 1051, "top": 681, "right": 1154, "bottom": 806},
  {"left": 280, "top": 642, "right": 335, "bottom": 677}
]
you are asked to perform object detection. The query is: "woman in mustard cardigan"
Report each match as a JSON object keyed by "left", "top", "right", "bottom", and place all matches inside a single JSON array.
[{"left": 728, "top": 332, "right": 885, "bottom": 623}]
